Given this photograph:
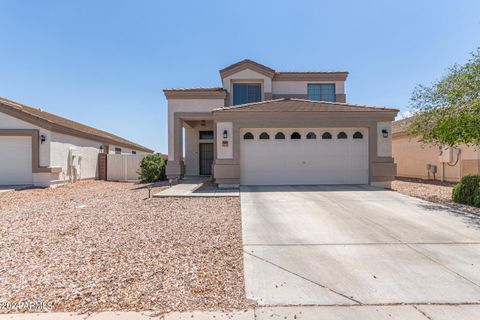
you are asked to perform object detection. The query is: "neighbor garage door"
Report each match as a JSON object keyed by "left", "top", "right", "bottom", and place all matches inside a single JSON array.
[
  {"left": 240, "top": 128, "right": 368, "bottom": 185},
  {"left": 0, "top": 136, "right": 33, "bottom": 185}
]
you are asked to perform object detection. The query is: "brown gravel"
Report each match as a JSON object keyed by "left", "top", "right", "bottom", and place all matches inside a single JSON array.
[
  {"left": 391, "top": 177, "right": 480, "bottom": 215},
  {"left": 0, "top": 181, "right": 254, "bottom": 314}
]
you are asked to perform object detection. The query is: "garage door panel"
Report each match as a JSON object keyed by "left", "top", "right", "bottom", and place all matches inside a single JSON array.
[
  {"left": 240, "top": 128, "right": 368, "bottom": 185},
  {"left": 0, "top": 136, "right": 33, "bottom": 185}
]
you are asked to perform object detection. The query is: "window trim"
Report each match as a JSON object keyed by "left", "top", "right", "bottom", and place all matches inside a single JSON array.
[
  {"left": 199, "top": 130, "right": 214, "bottom": 140},
  {"left": 290, "top": 132, "right": 301, "bottom": 140},
  {"left": 307, "top": 83, "right": 336, "bottom": 102},
  {"left": 322, "top": 132, "right": 332, "bottom": 140},
  {"left": 232, "top": 82, "right": 262, "bottom": 105},
  {"left": 243, "top": 132, "right": 254, "bottom": 140},
  {"left": 337, "top": 132, "right": 348, "bottom": 139},
  {"left": 259, "top": 132, "right": 270, "bottom": 140},
  {"left": 353, "top": 131, "right": 364, "bottom": 139}
]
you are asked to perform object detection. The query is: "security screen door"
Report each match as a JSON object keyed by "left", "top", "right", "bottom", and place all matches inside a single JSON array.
[{"left": 199, "top": 143, "right": 214, "bottom": 175}]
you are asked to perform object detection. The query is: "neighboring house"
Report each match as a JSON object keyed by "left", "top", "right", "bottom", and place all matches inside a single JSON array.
[
  {"left": 392, "top": 117, "right": 480, "bottom": 182},
  {"left": 164, "top": 59, "right": 398, "bottom": 188},
  {"left": 0, "top": 97, "right": 153, "bottom": 186}
]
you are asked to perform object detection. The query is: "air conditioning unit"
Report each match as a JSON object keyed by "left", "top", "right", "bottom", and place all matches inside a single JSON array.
[{"left": 439, "top": 146, "right": 453, "bottom": 163}]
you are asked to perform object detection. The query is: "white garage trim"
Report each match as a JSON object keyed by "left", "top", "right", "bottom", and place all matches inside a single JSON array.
[{"left": 240, "top": 128, "right": 369, "bottom": 185}]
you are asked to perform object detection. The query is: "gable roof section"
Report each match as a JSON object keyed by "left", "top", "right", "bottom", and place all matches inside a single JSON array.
[
  {"left": 219, "top": 59, "right": 276, "bottom": 79},
  {"left": 219, "top": 59, "right": 349, "bottom": 81},
  {"left": 0, "top": 97, "right": 154, "bottom": 153},
  {"left": 163, "top": 87, "right": 227, "bottom": 100},
  {"left": 166, "top": 60, "right": 350, "bottom": 96},
  {"left": 213, "top": 98, "right": 399, "bottom": 113}
]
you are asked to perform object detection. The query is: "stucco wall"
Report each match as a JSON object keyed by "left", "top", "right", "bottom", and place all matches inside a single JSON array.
[
  {"left": 50, "top": 131, "right": 102, "bottom": 181},
  {"left": 272, "top": 81, "right": 345, "bottom": 95},
  {"left": 392, "top": 135, "right": 480, "bottom": 182},
  {"left": 216, "top": 122, "right": 233, "bottom": 159},
  {"left": 377, "top": 122, "right": 392, "bottom": 157},
  {"left": 167, "top": 98, "right": 223, "bottom": 162},
  {"left": 0, "top": 111, "right": 51, "bottom": 167},
  {"left": 222, "top": 69, "right": 272, "bottom": 93}
]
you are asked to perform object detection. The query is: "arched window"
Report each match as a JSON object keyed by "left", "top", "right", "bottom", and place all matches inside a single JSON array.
[
  {"left": 353, "top": 131, "right": 363, "bottom": 139},
  {"left": 259, "top": 132, "right": 270, "bottom": 140},
  {"left": 322, "top": 132, "right": 332, "bottom": 139},
  {"left": 291, "top": 132, "right": 301, "bottom": 140},
  {"left": 275, "top": 132, "right": 285, "bottom": 140},
  {"left": 243, "top": 132, "right": 254, "bottom": 140},
  {"left": 337, "top": 132, "right": 348, "bottom": 139},
  {"left": 306, "top": 132, "right": 317, "bottom": 139}
]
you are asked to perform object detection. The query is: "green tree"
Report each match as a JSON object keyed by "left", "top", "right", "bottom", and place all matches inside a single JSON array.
[
  {"left": 408, "top": 49, "right": 480, "bottom": 147},
  {"left": 137, "top": 154, "right": 166, "bottom": 182}
]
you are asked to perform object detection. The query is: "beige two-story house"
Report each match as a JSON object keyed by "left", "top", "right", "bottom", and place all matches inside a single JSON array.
[{"left": 164, "top": 59, "right": 398, "bottom": 188}]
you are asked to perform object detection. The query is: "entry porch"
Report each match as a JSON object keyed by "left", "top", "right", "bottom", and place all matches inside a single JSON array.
[{"left": 166, "top": 113, "right": 216, "bottom": 179}]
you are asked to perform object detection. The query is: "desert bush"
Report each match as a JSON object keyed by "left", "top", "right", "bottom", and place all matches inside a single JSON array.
[
  {"left": 452, "top": 174, "right": 480, "bottom": 207},
  {"left": 137, "top": 154, "right": 166, "bottom": 182}
]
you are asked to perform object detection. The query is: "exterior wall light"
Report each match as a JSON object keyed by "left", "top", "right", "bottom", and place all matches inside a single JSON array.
[
  {"left": 223, "top": 129, "right": 228, "bottom": 139},
  {"left": 40, "top": 134, "right": 46, "bottom": 144},
  {"left": 382, "top": 129, "right": 389, "bottom": 138}
]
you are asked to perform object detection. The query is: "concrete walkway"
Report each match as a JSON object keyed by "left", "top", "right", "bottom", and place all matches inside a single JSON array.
[
  {"left": 2, "top": 305, "right": 479, "bottom": 319},
  {"left": 153, "top": 177, "right": 239, "bottom": 197}
]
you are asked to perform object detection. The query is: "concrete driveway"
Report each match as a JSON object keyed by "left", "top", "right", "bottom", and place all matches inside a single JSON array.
[{"left": 241, "top": 185, "right": 480, "bottom": 306}]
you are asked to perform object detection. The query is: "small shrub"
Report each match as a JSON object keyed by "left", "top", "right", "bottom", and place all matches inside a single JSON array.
[
  {"left": 137, "top": 154, "right": 166, "bottom": 182},
  {"left": 452, "top": 174, "right": 480, "bottom": 207}
]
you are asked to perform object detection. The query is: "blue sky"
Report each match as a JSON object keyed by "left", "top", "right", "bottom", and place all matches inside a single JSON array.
[{"left": 1, "top": 0, "right": 479, "bottom": 153}]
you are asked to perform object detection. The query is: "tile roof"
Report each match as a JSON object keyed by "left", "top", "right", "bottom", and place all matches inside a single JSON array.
[
  {"left": 0, "top": 97, "right": 154, "bottom": 153},
  {"left": 213, "top": 98, "right": 399, "bottom": 113},
  {"left": 392, "top": 117, "right": 413, "bottom": 134},
  {"left": 167, "top": 60, "right": 350, "bottom": 92},
  {"left": 163, "top": 87, "right": 225, "bottom": 92},
  {"left": 274, "top": 71, "right": 349, "bottom": 74}
]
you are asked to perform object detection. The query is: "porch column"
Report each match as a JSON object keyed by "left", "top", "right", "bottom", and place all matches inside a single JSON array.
[{"left": 166, "top": 115, "right": 185, "bottom": 179}]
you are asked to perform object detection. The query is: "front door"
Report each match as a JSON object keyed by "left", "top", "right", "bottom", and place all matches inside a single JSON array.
[{"left": 199, "top": 143, "right": 214, "bottom": 176}]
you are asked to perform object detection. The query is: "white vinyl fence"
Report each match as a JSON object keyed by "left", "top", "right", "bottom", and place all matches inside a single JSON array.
[{"left": 107, "top": 154, "right": 144, "bottom": 181}]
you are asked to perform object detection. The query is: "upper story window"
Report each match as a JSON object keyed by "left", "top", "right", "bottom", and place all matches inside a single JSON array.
[
  {"left": 233, "top": 83, "right": 261, "bottom": 105},
  {"left": 307, "top": 84, "right": 336, "bottom": 102}
]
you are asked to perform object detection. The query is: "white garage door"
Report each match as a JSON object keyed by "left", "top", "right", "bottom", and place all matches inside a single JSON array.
[
  {"left": 0, "top": 136, "right": 33, "bottom": 185},
  {"left": 240, "top": 128, "right": 368, "bottom": 185}
]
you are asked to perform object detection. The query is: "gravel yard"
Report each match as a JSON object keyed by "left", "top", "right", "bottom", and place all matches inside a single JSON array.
[
  {"left": 392, "top": 177, "right": 480, "bottom": 215},
  {"left": 0, "top": 181, "right": 254, "bottom": 314}
]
